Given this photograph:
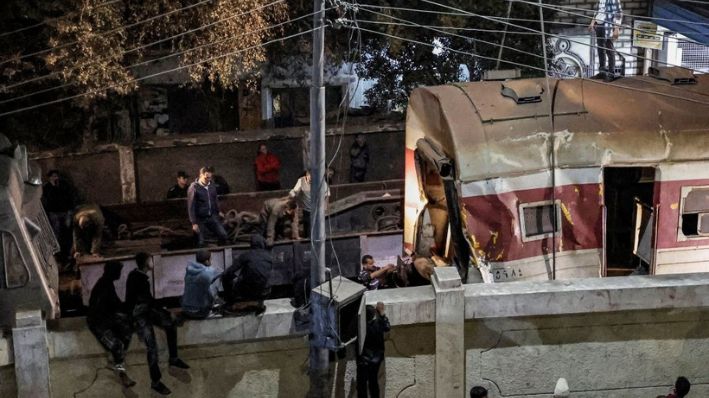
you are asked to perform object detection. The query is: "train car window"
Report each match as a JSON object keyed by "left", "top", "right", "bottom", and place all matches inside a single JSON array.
[
  {"left": 680, "top": 187, "right": 709, "bottom": 238},
  {"left": 1, "top": 231, "right": 29, "bottom": 288},
  {"left": 519, "top": 201, "right": 561, "bottom": 241}
]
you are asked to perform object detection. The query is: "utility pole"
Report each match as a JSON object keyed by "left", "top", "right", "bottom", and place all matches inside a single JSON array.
[{"left": 308, "top": 0, "right": 328, "bottom": 396}]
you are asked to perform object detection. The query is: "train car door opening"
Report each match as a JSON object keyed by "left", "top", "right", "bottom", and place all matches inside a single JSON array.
[{"left": 603, "top": 167, "right": 656, "bottom": 276}]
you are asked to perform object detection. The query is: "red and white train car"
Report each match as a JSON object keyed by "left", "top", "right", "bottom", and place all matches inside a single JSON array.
[{"left": 403, "top": 68, "right": 709, "bottom": 282}]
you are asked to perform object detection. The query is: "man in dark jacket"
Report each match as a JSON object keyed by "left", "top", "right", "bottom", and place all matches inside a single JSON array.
[
  {"left": 181, "top": 249, "right": 220, "bottom": 319},
  {"left": 222, "top": 234, "right": 272, "bottom": 314},
  {"left": 42, "top": 169, "right": 75, "bottom": 258},
  {"left": 166, "top": 171, "right": 189, "bottom": 199},
  {"left": 357, "top": 302, "right": 390, "bottom": 398},
  {"left": 126, "top": 252, "right": 189, "bottom": 395},
  {"left": 260, "top": 197, "right": 299, "bottom": 247},
  {"left": 87, "top": 261, "right": 135, "bottom": 388},
  {"left": 187, "top": 167, "right": 228, "bottom": 247},
  {"left": 349, "top": 133, "right": 370, "bottom": 183}
]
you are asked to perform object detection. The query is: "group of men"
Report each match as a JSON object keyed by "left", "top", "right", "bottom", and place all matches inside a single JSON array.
[
  {"left": 88, "top": 234, "right": 273, "bottom": 394},
  {"left": 42, "top": 169, "right": 108, "bottom": 265},
  {"left": 183, "top": 164, "right": 328, "bottom": 248}
]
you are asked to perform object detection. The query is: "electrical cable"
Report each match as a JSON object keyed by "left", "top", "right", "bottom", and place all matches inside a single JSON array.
[
  {"left": 0, "top": 5, "right": 309, "bottom": 106},
  {"left": 415, "top": 0, "right": 707, "bottom": 81},
  {"left": 0, "top": 0, "right": 287, "bottom": 93},
  {"left": 0, "top": 0, "right": 212, "bottom": 67},
  {"left": 517, "top": 0, "right": 709, "bottom": 28},
  {"left": 0, "top": 0, "right": 121, "bottom": 38},
  {"left": 0, "top": 27, "right": 317, "bottom": 118},
  {"left": 510, "top": 0, "right": 709, "bottom": 47},
  {"left": 346, "top": 24, "right": 709, "bottom": 106},
  {"left": 356, "top": 6, "right": 546, "bottom": 61}
]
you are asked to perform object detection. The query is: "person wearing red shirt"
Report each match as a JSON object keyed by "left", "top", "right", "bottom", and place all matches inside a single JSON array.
[{"left": 254, "top": 143, "right": 282, "bottom": 191}]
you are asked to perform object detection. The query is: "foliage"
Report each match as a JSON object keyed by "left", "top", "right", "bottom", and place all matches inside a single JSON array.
[
  {"left": 1, "top": 0, "right": 287, "bottom": 97},
  {"left": 352, "top": 0, "right": 555, "bottom": 110}
]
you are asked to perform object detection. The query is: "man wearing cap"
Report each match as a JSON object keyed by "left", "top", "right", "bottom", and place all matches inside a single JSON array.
[{"left": 166, "top": 171, "right": 189, "bottom": 199}]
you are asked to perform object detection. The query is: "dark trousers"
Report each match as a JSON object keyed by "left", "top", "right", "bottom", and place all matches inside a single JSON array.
[
  {"left": 302, "top": 210, "right": 311, "bottom": 239},
  {"left": 356, "top": 360, "right": 382, "bottom": 398},
  {"left": 195, "top": 214, "right": 228, "bottom": 247},
  {"left": 134, "top": 308, "right": 178, "bottom": 383},
  {"left": 88, "top": 316, "right": 132, "bottom": 366},
  {"left": 48, "top": 211, "right": 72, "bottom": 257},
  {"left": 595, "top": 26, "right": 616, "bottom": 73},
  {"left": 350, "top": 167, "right": 367, "bottom": 183}
]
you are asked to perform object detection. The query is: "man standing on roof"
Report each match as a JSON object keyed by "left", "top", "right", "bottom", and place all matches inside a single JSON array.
[
  {"left": 289, "top": 169, "right": 329, "bottom": 239},
  {"left": 589, "top": 0, "right": 622, "bottom": 82}
]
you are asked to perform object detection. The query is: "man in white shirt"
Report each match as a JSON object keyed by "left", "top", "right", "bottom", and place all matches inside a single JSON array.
[{"left": 289, "top": 169, "right": 330, "bottom": 238}]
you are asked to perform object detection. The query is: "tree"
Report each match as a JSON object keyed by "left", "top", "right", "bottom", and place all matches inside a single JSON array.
[
  {"left": 352, "top": 0, "right": 555, "bottom": 111},
  {"left": 0, "top": 0, "right": 287, "bottom": 148}
]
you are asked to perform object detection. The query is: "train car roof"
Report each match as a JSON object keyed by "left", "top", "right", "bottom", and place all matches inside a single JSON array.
[{"left": 406, "top": 71, "right": 709, "bottom": 182}]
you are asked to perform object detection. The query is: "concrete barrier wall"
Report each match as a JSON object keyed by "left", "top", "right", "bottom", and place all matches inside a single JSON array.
[
  {"left": 7, "top": 274, "right": 709, "bottom": 397},
  {"left": 364, "top": 273, "right": 709, "bottom": 397}
]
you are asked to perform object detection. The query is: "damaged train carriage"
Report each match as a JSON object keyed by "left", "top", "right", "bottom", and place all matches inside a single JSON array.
[
  {"left": 404, "top": 69, "right": 709, "bottom": 282},
  {"left": 0, "top": 135, "right": 60, "bottom": 328}
]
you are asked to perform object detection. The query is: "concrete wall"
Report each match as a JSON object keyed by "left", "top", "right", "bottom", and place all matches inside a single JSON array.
[
  {"left": 34, "top": 150, "right": 123, "bottom": 205},
  {"left": 32, "top": 124, "right": 404, "bottom": 205}
]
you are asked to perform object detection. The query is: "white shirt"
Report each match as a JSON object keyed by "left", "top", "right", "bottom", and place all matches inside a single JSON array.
[{"left": 289, "top": 176, "right": 330, "bottom": 212}]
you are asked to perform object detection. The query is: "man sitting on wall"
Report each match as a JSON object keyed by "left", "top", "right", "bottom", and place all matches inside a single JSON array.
[
  {"left": 72, "top": 203, "right": 104, "bottom": 260},
  {"left": 221, "top": 234, "right": 272, "bottom": 315},
  {"left": 181, "top": 249, "right": 220, "bottom": 319},
  {"left": 358, "top": 255, "right": 396, "bottom": 290},
  {"left": 87, "top": 261, "right": 135, "bottom": 388},
  {"left": 126, "top": 252, "right": 189, "bottom": 395}
]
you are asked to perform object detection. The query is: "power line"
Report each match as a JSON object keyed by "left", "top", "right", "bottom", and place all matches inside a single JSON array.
[
  {"left": 1, "top": 0, "right": 286, "bottom": 93},
  {"left": 0, "top": 1, "right": 299, "bottom": 106},
  {"left": 510, "top": 0, "right": 709, "bottom": 46},
  {"left": 0, "top": 27, "right": 316, "bottom": 118},
  {"left": 525, "top": 0, "right": 709, "bottom": 27},
  {"left": 415, "top": 0, "right": 703, "bottom": 74},
  {"left": 355, "top": 6, "right": 545, "bottom": 60},
  {"left": 0, "top": 0, "right": 122, "bottom": 38},
  {"left": 0, "top": 0, "right": 212, "bottom": 67},
  {"left": 351, "top": 24, "right": 554, "bottom": 75},
  {"left": 352, "top": 6, "right": 692, "bottom": 76},
  {"left": 347, "top": 23, "right": 709, "bottom": 106}
]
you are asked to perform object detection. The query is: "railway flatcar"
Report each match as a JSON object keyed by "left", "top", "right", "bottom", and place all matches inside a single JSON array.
[{"left": 404, "top": 67, "right": 709, "bottom": 282}]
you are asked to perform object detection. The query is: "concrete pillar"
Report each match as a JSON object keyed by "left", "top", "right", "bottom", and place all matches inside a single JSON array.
[
  {"left": 117, "top": 145, "right": 137, "bottom": 203},
  {"left": 432, "top": 267, "right": 465, "bottom": 397},
  {"left": 12, "top": 310, "right": 51, "bottom": 398}
]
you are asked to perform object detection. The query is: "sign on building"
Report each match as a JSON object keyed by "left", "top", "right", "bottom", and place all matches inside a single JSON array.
[{"left": 633, "top": 20, "right": 663, "bottom": 50}]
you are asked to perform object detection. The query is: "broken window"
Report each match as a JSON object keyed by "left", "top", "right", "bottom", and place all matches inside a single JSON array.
[
  {"left": 520, "top": 202, "right": 560, "bottom": 240},
  {"left": 1, "top": 231, "right": 29, "bottom": 289},
  {"left": 681, "top": 188, "right": 709, "bottom": 237}
]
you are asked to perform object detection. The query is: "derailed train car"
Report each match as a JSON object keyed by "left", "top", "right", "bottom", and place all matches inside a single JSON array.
[
  {"left": 404, "top": 67, "right": 709, "bottom": 282},
  {"left": 0, "top": 134, "right": 60, "bottom": 328}
]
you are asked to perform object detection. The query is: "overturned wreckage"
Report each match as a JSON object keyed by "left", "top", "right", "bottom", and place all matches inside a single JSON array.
[
  {"left": 0, "top": 134, "right": 60, "bottom": 328},
  {"left": 405, "top": 68, "right": 709, "bottom": 282}
]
